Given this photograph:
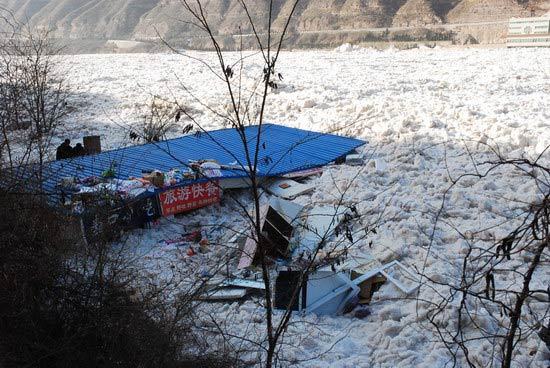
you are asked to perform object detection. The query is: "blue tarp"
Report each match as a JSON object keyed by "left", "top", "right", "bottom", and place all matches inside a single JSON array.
[{"left": 41, "top": 123, "right": 366, "bottom": 195}]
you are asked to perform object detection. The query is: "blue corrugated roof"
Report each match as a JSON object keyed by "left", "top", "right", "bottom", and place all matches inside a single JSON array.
[{"left": 41, "top": 123, "right": 365, "bottom": 195}]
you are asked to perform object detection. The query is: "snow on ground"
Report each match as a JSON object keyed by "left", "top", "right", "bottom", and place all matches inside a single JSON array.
[
  {"left": 60, "top": 47, "right": 550, "bottom": 157},
  {"left": 60, "top": 47, "right": 550, "bottom": 367}
]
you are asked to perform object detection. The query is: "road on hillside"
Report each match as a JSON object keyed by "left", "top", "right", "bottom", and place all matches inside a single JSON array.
[
  {"left": 170, "top": 20, "right": 510, "bottom": 41},
  {"left": 295, "top": 20, "right": 509, "bottom": 35},
  {"left": 198, "top": 20, "right": 509, "bottom": 39}
]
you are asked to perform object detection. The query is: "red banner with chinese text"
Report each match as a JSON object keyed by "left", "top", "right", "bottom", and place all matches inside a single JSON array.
[{"left": 158, "top": 180, "right": 221, "bottom": 216}]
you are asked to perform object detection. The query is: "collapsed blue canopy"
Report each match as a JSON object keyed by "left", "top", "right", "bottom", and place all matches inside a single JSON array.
[{"left": 41, "top": 123, "right": 366, "bottom": 194}]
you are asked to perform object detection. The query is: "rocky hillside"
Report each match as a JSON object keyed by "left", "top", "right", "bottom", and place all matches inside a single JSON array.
[
  {"left": 392, "top": 0, "right": 443, "bottom": 27},
  {"left": 4, "top": 0, "right": 546, "bottom": 45},
  {"left": 447, "top": 0, "right": 532, "bottom": 23}
]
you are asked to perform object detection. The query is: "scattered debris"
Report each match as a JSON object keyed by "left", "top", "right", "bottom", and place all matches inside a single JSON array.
[
  {"left": 352, "top": 305, "right": 371, "bottom": 319},
  {"left": 44, "top": 125, "right": 381, "bottom": 316}
]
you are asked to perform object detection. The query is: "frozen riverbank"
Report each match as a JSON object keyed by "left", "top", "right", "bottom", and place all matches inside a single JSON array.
[{"left": 59, "top": 46, "right": 549, "bottom": 367}]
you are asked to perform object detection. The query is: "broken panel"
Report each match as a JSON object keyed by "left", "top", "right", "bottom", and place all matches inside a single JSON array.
[{"left": 274, "top": 270, "right": 304, "bottom": 311}]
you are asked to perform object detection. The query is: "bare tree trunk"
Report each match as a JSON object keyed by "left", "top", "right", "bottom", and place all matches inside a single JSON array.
[{"left": 502, "top": 238, "right": 548, "bottom": 368}]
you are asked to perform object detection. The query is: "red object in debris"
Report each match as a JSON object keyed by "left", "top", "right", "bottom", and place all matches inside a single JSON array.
[
  {"left": 194, "top": 231, "right": 203, "bottom": 243},
  {"left": 187, "top": 247, "right": 195, "bottom": 256},
  {"left": 158, "top": 180, "right": 221, "bottom": 216}
]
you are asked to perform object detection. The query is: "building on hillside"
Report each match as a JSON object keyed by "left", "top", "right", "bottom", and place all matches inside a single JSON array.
[{"left": 506, "top": 16, "right": 550, "bottom": 47}]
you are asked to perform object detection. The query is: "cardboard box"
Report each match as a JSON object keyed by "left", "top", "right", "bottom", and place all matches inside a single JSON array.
[{"left": 143, "top": 171, "right": 164, "bottom": 187}]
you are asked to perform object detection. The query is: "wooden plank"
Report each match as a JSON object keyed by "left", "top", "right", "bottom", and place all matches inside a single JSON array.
[
  {"left": 237, "top": 236, "right": 257, "bottom": 269},
  {"left": 223, "top": 278, "right": 266, "bottom": 290},
  {"left": 237, "top": 205, "right": 269, "bottom": 269},
  {"left": 200, "top": 288, "right": 248, "bottom": 301}
]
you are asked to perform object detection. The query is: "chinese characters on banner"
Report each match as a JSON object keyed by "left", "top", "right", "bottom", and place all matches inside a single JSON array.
[{"left": 158, "top": 180, "right": 221, "bottom": 216}]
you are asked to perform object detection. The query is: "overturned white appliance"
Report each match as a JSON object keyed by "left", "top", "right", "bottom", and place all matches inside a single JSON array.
[{"left": 274, "top": 258, "right": 420, "bottom": 315}]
